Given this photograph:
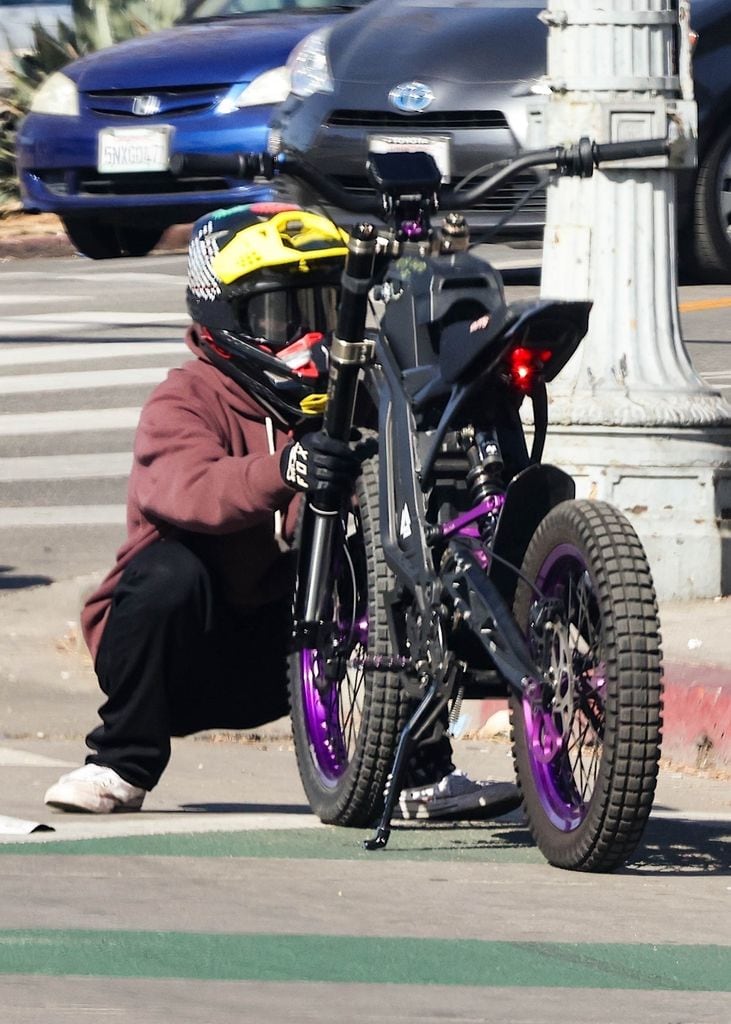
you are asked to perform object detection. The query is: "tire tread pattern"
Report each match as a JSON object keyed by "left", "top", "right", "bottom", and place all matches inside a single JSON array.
[{"left": 511, "top": 499, "right": 663, "bottom": 872}]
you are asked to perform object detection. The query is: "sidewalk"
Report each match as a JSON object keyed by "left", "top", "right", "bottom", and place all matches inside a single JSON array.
[{"left": 0, "top": 577, "right": 728, "bottom": 772}]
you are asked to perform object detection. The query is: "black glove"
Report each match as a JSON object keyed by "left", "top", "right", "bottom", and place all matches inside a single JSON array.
[{"left": 280, "top": 431, "right": 361, "bottom": 501}]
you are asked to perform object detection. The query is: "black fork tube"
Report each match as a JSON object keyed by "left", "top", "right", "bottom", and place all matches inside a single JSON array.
[
  {"left": 323, "top": 222, "right": 378, "bottom": 441},
  {"left": 297, "top": 224, "right": 378, "bottom": 625}
]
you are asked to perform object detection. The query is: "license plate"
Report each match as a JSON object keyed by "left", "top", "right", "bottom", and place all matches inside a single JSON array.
[
  {"left": 97, "top": 126, "right": 173, "bottom": 174},
  {"left": 368, "top": 134, "right": 451, "bottom": 182}
]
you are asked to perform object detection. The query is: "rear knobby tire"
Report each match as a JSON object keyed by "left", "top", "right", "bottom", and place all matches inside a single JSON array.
[
  {"left": 510, "top": 499, "right": 663, "bottom": 871},
  {"left": 288, "top": 444, "right": 408, "bottom": 826}
]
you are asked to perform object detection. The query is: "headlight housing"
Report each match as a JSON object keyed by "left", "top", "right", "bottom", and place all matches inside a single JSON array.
[
  {"left": 287, "top": 28, "right": 334, "bottom": 98},
  {"left": 218, "top": 66, "right": 291, "bottom": 113},
  {"left": 30, "top": 72, "right": 79, "bottom": 116}
]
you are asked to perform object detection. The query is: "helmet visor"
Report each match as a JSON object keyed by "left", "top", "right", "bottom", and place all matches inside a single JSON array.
[{"left": 243, "top": 285, "right": 339, "bottom": 349}]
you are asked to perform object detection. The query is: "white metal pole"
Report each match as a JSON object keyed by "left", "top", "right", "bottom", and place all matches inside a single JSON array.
[{"left": 536, "top": 0, "right": 731, "bottom": 599}]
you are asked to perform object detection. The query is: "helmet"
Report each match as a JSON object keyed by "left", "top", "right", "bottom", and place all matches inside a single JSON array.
[{"left": 186, "top": 202, "right": 348, "bottom": 425}]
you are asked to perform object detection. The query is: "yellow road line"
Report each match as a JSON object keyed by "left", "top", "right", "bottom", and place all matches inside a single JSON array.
[{"left": 679, "top": 296, "right": 731, "bottom": 312}]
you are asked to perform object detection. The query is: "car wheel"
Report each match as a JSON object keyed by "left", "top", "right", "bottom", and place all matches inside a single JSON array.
[
  {"left": 686, "top": 125, "right": 731, "bottom": 283},
  {"left": 62, "top": 219, "right": 164, "bottom": 260}
]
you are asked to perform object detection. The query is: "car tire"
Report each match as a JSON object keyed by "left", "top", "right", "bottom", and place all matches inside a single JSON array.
[
  {"left": 62, "top": 218, "right": 164, "bottom": 260},
  {"left": 684, "top": 126, "right": 731, "bottom": 283}
]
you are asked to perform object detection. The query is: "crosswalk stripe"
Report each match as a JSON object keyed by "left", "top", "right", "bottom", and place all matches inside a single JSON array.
[
  {"left": 0, "top": 406, "right": 141, "bottom": 435},
  {"left": 0, "top": 341, "right": 183, "bottom": 367},
  {"left": 0, "top": 452, "right": 132, "bottom": 481},
  {"left": 0, "top": 311, "right": 184, "bottom": 325},
  {"left": 0, "top": 366, "right": 170, "bottom": 394},
  {"left": 0, "top": 505, "right": 126, "bottom": 527},
  {"left": 0, "top": 312, "right": 184, "bottom": 337}
]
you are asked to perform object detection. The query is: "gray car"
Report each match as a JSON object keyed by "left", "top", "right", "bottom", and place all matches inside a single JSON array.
[
  {"left": 271, "top": 0, "right": 731, "bottom": 281},
  {"left": 272, "top": 0, "right": 549, "bottom": 243}
]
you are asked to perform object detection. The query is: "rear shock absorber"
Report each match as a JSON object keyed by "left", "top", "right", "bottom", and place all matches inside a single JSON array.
[{"left": 461, "top": 428, "right": 505, "bottom": 544}]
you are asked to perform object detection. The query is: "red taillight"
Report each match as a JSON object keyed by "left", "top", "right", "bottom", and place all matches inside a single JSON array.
[{"left": 508, "top": 346, "right": 553, "bottom": 392}]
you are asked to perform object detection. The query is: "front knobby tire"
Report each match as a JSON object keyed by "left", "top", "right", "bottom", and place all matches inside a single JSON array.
[
  {"left": 510, "top": 499, "right": 663, "bottom": 872},
  {"left": 288, "top": 444, "right": 409, "bottom": 826}
]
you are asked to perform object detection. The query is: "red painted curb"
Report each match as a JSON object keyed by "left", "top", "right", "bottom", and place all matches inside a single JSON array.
[
  {"left": 461, "top": 662, "right": 731, "bottom": 772},
  {"left": 661, "top": 662, "right": 731, "bottom": 770}
]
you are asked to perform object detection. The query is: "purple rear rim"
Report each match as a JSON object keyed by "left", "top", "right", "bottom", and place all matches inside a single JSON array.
[{"left": 523, "top": 543, "right": 606, "bottom": 832}]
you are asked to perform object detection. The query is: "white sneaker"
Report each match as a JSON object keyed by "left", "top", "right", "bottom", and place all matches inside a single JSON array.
[
  {"left": 44, "top": 764, "right": 146, "bottom": 814},
  {"left": 395, "top": 769, "right": 521, "bottom": 821}
]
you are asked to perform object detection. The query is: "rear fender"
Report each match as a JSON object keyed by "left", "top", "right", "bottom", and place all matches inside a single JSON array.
[{"left": 489, "top": 464, "right": 575, "bottom": 606}]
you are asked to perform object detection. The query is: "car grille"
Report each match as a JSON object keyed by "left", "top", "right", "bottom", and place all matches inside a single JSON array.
[
  {"left": 37, "top": 170, "right": 231, "bottom": 197},
  {"left": 328, "top": 172, "right": 546, "bottom": 215},
  {"left": 84, "top": 84, "right": 227, "bottom": 118},
  {"left": 326, "top": 110, "right": 510, "bottom": 131}
]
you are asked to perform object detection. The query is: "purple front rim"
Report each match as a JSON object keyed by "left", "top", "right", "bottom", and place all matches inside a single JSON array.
[
  {"left": 300, "top": 608, "right": 369, "bottom": 786},
  {"left": 523, "top": 543, "right": 606, "bottom": 832},
  {"left": 300, "top": 649, "right": 348, "bottom": 782}
]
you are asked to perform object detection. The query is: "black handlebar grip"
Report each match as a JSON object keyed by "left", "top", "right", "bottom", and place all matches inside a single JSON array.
[
  {"left": 170, "top": 152, "right": 267, "bottom": 178},
  {"left": 593, "top": 138, "right": 670, "bottom": 165}
]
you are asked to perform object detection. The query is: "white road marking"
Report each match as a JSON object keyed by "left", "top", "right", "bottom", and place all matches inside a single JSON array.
[
  {"left": 0, "top": 451, "right": 132, "bottom": 481},
  {"left": 0, "top": 812, "right": 324, "bottom": 844},
  {"left": 0, "top": 505, "right": 126, "bottom": 527},
  {"left": 0, "top": 407, "right": 141, "bottom": 435},
  {"left": 0, "top": 312, "right": 184, "bottom": 337},
  {"left": 0, "top": 366, "right": 169, "bottom": 394},
  {"left": 0, "top": 341, "right": 183, "bottom": 366}
]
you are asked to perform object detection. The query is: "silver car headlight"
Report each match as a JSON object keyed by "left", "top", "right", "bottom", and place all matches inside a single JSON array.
[
  {"left": 30, "top": 71, "right": 79, "bottom": 116},
  {"left": 287, "top": 28, "right": 334, "bottom": 98},
  {"left": 218, "top": 66, "right": 292, "bottom": 112}
]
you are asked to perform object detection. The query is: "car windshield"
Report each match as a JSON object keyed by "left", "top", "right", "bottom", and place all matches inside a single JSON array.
[{"left": 186, "top": 0, "right": 369, "bottom": 21}]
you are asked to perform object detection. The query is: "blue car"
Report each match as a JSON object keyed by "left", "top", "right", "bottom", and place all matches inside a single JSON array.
[{"left": 15, "top": 0, "right": 370, "bottom": 258}]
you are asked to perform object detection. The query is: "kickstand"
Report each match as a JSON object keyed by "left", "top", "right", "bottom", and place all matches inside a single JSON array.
[{"left": 363, "top": 678, "right": 443, "bottom": 851}]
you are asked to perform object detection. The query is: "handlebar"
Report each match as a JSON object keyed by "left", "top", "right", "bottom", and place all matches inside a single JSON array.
[{"left": 170, "top": 135, "right": 671, "bottom": 217}]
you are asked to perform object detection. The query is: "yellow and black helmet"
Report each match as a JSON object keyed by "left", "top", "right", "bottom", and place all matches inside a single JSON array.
[{"left": 186, "top": 202, "right": 348, "bottom": 424}]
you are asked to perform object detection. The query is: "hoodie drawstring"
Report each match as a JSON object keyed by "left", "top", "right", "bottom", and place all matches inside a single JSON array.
[{"left": 264, "top": 416, "right": 284, "bottom": 543}]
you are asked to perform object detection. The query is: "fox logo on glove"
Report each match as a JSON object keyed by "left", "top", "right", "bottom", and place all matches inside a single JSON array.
[{"left": 283, "top": 440, "right": 309, "bottom": 490}]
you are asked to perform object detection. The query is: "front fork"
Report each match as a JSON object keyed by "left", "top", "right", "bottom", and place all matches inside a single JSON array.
[{"left": 293, "top": 224, "right": 378, "bottom": 644}]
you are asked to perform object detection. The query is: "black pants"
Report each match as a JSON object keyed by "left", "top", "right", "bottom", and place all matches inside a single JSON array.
[{"left": 87, "top": 540, "right": 291, "bottom": 790}]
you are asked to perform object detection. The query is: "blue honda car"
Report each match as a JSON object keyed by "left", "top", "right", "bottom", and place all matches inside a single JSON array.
[{"left": 15, "top": 0, "right": 370, "bottom": 258}]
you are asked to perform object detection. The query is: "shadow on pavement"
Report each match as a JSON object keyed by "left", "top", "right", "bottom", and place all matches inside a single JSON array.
[
  {"left": 377, "top": 814, "right": 730, "bottom": 872},
  {"left": 178, "top": 802, "right": 313, "bottom": 815},
  {"left": 627, "top": 815, "right": 731, "bottom": 875},
  {"left": 0, "top": 566, "right": 53, "bottom": 590}
]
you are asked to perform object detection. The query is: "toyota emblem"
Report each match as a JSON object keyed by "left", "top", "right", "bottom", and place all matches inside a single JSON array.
[{"left": 388, "top": 81, "right": 435, "bottom": 114}]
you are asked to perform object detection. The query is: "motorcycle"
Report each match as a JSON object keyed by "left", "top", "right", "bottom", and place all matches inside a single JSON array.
[{"left": 174, "top": 135, "right": 667, "bottom": 871}]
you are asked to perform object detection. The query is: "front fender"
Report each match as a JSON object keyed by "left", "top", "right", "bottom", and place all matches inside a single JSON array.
[{"left": 489, "top": 464, "right": 575, "bottom": 605}]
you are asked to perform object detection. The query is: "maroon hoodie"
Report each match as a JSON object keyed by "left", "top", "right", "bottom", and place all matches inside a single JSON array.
[{"left": 81, "top": 326, "right": 299, "bottom": 660}]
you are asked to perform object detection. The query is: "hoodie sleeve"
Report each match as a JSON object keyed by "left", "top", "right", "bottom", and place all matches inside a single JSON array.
[{"left": 131, "top": 372, "right": 294, "bottom": 534}]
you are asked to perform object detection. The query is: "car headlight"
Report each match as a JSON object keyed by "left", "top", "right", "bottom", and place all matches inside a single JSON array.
[
  {"left": 218, "top": 66, "right": 292, "bottom": 113},
  {"left": 287, "top": 28, "right": 334, "bottom": 98},
  {"left": 30, "top": 72, "right": 79, "bottom": 116}
]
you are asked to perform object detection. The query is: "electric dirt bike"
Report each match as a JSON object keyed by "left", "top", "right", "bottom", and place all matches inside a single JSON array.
[{"left": 174, "top": 136, "right": 667, "bottom": 871}]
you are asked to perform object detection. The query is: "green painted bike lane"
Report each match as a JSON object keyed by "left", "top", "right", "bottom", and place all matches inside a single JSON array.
[
  {"left": 0, "top": 930, "right": 727, "bottom": 991},
  {"left": 1, "top": 825, "right": 729, "bottom": 994}
]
